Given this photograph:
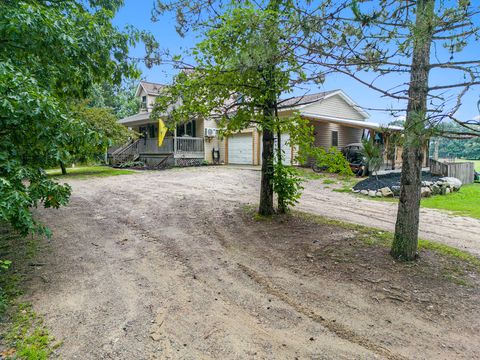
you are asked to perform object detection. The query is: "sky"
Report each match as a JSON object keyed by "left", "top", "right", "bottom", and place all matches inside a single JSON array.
[{"left": 113, "top": 0, "right": 480, "bottom": 125}]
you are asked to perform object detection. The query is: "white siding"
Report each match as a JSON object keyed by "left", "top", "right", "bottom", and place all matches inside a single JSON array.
[
  {"left": 302, "top": 94, "right": 365, "bottom": 121},
  {"left": 200, "top": 118, "right": 226, "bottom": 163},
  {"left": 312, "top": 122, "right": 363, "bottom": 149},
  {"left": 137, "top": 88, "right": 157, "bottom": 112}
]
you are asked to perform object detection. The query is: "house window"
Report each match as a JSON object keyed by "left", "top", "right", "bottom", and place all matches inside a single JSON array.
[
  {"left": 331, "top": 131, "right": 338, "bottom": 147},
  {"left": 141, "top": 96, "right": 147, "bottom": 110},
  {"left": 148, "top": 124, "right": 157, "bottom": 138},
  {"left": 176, "top": 120, "right": 196, "bottom": 137}
]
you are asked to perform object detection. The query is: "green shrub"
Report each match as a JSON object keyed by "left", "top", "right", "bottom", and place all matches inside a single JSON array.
[
  {"left": 273, "top": 163, "right": 304, "bottom": 213},
  {"left": 0, "top": 259, "right": 12, "bottom": 315},
  {"left": 361, "top": 138, "right": 383, "bottom": 178},
  {"left": 312, "top": 147, "right": 354, "bottom": 176},
  {"left": 117, "top": 160, "right": 145, "bottom": 168}
]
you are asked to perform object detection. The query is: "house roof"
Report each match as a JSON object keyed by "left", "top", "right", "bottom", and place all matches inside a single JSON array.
[
  {"left": 136, "top": 81, "right": 165, "bottom": 97},
  {"left": 300, "top": 112, "right": 403, "bottom": 131},
  {"left": 118, "top": 112, "right": 153, "bottom": 126},
  {"left": 278, "top": 90, "right": 338, "bottom": 109},
  {"left": 279, "top": 89, "right": 369, "bottom": 118}
]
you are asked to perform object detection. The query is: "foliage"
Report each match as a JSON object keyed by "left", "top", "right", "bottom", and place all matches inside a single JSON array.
[
  {"left": 0, "top": 0, "right": 142, "bottom": 234},
  {"left": 0, "top": 259, "right": 12, "bottom": 315},
  {"left": 89, "top": 80, "right": 140, "bottom": 120},
  {"left": 47, "top": 166, "right": 135, "bottom": 179},
  {"left": 0, "top": 63, "right": 72, "bottom": 235},
  {"left": 313, "top": 147, "right": 354, "bottom": 176},
  {"left": 430, "top": 123, "right": 480, "bottom": 160},
  {"left": 361, "top": 138, "right": 383, "bottom": 178},
  {"left": 300, "top": 0, "right": 480, "bottom": 260},
  {"left": 62, "top": 103, "right": 136, "bottom": 167},
  {"left": 0, "top": 225, "right": 59, "bottom": 359},
  {"left": 153, "top": 2, "right": 311, "bottom": 215},
  {"left": 273, "top": 163, "right": 304, "bottom": 213},
  {"left": 4, "top": 303, "right": 55, "bottom": 360},
  {"left": 153, "top": 4, "right": 303, "bottom": 132}
]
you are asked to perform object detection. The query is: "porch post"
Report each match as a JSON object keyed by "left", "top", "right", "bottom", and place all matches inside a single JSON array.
[{"left": 174, "top": 125, "right": 177, "bottom": 154}]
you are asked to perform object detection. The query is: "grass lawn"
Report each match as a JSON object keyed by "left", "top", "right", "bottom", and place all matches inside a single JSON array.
[
  {"left": 471, "top": 160, "right": 480, "bottom": 171},
  {"left": 47, "top": 166, "right": 135, "bottom": 179},
  {"left": 421, "top": 183, "right": 480, "bottom": 219},
  {"left": 358, "top": 183, "right": 480, "bottom": 219}
]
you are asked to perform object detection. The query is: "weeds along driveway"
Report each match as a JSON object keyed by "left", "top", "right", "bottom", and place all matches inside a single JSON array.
[
  {"left": 213, "top": 166, "right": 480, "bottom": 256},
  {"left": 29, "top": 167, "right": 480, "bottom": 359},
  {"left": 298, "top": 177, "right": 480, "bottom": 258}
]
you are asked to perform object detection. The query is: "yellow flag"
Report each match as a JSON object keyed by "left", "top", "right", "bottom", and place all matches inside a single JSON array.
[{"left": 158, "top": 119, "right": 167, "bottom": 146}]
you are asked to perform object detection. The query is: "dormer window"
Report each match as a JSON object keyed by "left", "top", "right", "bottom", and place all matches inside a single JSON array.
[{"left": 141, "top": 96, "right": 147, "bottom": 110}]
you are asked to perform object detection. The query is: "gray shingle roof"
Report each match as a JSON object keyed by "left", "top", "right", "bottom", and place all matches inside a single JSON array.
[
  {"left": 140, "top": 81, "right": 165, "bottom": 95},
  {"left": 278, "top": 90, "right": 339, "bottom": 109},
  {"left": 118, "top": 112, "right": 151, "bottom": 125}
]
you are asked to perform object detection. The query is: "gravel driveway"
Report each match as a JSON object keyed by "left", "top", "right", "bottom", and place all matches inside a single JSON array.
[{"left": 27, "top": 167, "right": 480, "bottom": 359}]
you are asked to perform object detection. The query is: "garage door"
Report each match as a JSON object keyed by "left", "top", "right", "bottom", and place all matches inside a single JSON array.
[
  {"left": 228, "top": 133, "right": 253, "bottom": 164},
  {"left": 277, "top": 133, "right": 292, "bottom": 165},
  {"left": 259, "top": 133, "right": 293, "bottom": 165}
]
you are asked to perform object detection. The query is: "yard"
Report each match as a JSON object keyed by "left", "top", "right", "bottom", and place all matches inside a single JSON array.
[
  {"left": 2, "top": 167, "right": 479, "bottom": 359},
  {"left": 46, "top": 166, "right": 135, "bottom": 178},
  {"left": 421, "top": 183, "right": 480, "bottom": 219}
]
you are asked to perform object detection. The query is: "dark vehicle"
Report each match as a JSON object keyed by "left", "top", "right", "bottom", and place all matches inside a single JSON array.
[{"left": 342, "top": 143, "right": 367, "bottom": 176}]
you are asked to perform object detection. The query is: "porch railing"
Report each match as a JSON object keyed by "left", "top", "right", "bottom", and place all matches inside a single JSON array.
[
  {"left": 176, "top": 137, "right": 204, "bottom": 153},
  {"left": 137, "top": 138, "right": 174, "bottom": 154},
  {"left": 111, "top": 139, "right": 141, "bottom": 165},
  {"left": 135, "top": 137, "right": 204, "bottom": 154}
]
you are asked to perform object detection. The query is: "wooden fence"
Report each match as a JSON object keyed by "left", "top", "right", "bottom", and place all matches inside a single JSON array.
[{"left": 430, "top": 159, "right": 475, "bottom": 184}]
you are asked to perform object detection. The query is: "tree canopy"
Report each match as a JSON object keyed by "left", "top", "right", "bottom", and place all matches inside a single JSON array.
[
  {"left": 0, "top": 0, "right": 144, "bottom": 235},
  {"left": 89, "top": 80, "right": 140, "bottom": 120},
  {"left": 153, "top": 1, "right": 316, "bottom": 214}
]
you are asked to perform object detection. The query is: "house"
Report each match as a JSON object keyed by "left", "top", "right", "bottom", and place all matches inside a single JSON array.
[
  {"left": 114, "top": 81, "right": 411, "bottom": 169},
  {"left": 113, "top": 81, "right": 226, "bottom": 166}
]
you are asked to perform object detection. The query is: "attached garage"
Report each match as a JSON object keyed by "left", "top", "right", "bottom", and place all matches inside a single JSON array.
[
  {"left": 259, "top": 133, "right": 294, "bottom": 166},
  {"left": 276, "top": 133, "right": 293, "bottom": 166},
  {"left": 227, "top": 133, "right": 253, "bottom": 164}
]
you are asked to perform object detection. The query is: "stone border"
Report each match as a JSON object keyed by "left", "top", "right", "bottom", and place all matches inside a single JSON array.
[{"left": 352, "top": 177, "right": 462, "bottom": 198}]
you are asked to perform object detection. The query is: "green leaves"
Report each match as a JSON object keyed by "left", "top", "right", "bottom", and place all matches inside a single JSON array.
[
  {"left": 0, "top": 0, "right": 140, "bottom": 235},
  {"left": 273, "top": 163, "right": 304, "bottom": 214},
  {"left": 361, "top": 138, "right": 383, "bottom": 177}
]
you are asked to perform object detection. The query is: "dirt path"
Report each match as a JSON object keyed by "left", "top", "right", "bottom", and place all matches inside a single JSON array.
[
  {"left": 298, "top": 172, "right": 480, "bottom": 257},
  {"left": 27, "top": 167, "right": 479, "bottom": 359}
]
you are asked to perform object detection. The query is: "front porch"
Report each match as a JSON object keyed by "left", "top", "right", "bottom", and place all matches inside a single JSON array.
[{"left": 111, "top": 136, "right": 205, "bottom": 167}]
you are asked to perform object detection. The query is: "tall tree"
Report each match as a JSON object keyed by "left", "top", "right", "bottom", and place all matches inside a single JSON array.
[
  {"left": 89, "top": 80, "right": 141, "bottom": 120},
  {"left": 153, "top": 0, "right": 314, "bottom": 215},
  {"left": 0, "top": 0, "right": 148, "bottom": 234},
  {"left": 301, "top": 0, "right": 480, "bottom": 260}
]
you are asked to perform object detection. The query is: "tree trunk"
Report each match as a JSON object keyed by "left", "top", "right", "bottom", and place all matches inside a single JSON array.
[
  {"left": 60, "top": 161, "right": 67, "bottom": 175},
  {"left": 391, "top": 0, "right": 433, "bottom": 261},
  {"left": 259, "top": 125, "right": 275, "bottom": 216}
]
